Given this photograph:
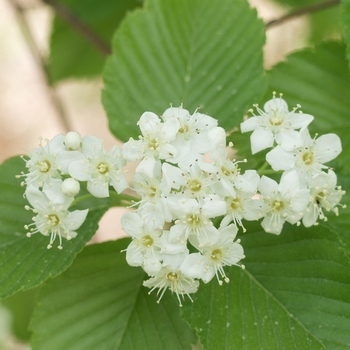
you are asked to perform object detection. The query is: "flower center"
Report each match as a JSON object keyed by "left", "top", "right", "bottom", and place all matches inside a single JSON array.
[
  {"left": 269, "top": 111, "right": 283, "bottom": 126},
  {"left": 148, "top": 137, "right": 159, "bottom": 151},
  {"left": 230, "top": 198, "right": 241, "bottom": 210},
  {"left": 47, "top": 214, "right": 60, "bottom": 226},
  {"left": 188, "top": 179, "right": 202, "bottom": 192},
  {"left": 221, "top": 164, "right": 238, "bottom": 177},
  {"left": 166, "top": 272, "right": 179, "bottom": 282},
  {"left": 302, "top": 150, "right": 314, "bottom": 165},
  {"left": 210, "top": 249, "right": 223, "bottom": 261},
  {"left": 38, "top": 160, "right": 51, "bottom": 173},
  {"left": 316, "top": 191, "right": 325, "bottom": 204},
  {"left": 179, "top": 124, "right": 189, "bottom": 134},
  {"left": 148, "top": 185, "right": 157, "bottom": 198},
  {"left": 186, "top": 214, "right": 201, "bottom": 228},
  {"left": 141, "top": 235, "right": 154, "bottom": 247},
  {"left": 97, "top": 162, "right": 109, "bottom": 174},
  {"left": 271, "top": 198, "right": 284, "bottom": 212}
]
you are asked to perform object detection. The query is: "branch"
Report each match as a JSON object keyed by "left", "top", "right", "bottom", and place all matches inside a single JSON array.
[
  {"left": 8, "top": 0, "right": 72, "bottom": 132},
  {"left": 42, "top": 0, "right": 111, "bottom": 56},
  {"left": 266, "top": 0, "right": 340, "bottom": 28}
]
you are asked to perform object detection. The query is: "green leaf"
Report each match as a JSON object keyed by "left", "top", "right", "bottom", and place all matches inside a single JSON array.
[
  {"left": 48, "top": 0, "right": 142, "bottom": 83},
  {"left": 182, "top": 222, "right": 350, "bottom": 349},
  {"left": 102, "top": 0, "right": 267, "bottom": 142},
  {"left": 0, "top": 157, "right": 109, "bottom": 298},
  {"left": 341, "top": 0, "right": 350, "bottom": 71},
  {"left": 1, "top": 287, "right": 39, "bottom": 341},
  {"left": 30, "top": 239, "right": 197, "bottom": 350}
]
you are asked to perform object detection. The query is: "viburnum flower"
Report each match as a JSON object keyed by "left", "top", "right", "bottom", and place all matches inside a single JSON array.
[
  {"left": 24, "top": 185, "right": 88, "bottom": 249},
  {"left": 266, "top": 128, "right": 342, "bottom": 178},
  {"left": 167, "top": 197, "right": 226, "bottom": 247},
  {"left": 19, "top": 135, "right": 66, "bottom": 190},
  {"left": 162, "top": 106, "right": 218, "bottom": 167},
  {"left": 259, "top": 171, "right": 310, "bottom": 234},
  {"left": 302, "top": 170, "right": 346, "bottom": 227},
  {"left": 180, "top": 224, "right": 244, "bottom": 284},
  {"left": 121, "top": 212, "right": 164, "bottom": 274},
  {"left": 123, "top": 112, "right": 178, "bottom": 177},
  {"left": 143, "top": 259, "right": 199, "bottom": 306},
  {"left": 69, "top": 135, "right": 128, "bottom": 198},
  {"left": 221, "top": 170, "right": 265, "bottom": 230},
  {"left": 132, "top": 168, "right": 172, "bottom": 227},
  {"left": 240, "top": 93, "right": 314, "bottom": 154}
]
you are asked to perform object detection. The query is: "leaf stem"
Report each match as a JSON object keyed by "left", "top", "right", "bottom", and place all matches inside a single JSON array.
[
  {"left": 42, "top": 0, "right": 111, "bottom": 56},
  {"left": 266, "top": 0, "right": 340, "bottom": 28}
]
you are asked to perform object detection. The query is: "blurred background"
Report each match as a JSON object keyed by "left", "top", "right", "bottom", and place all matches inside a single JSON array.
[{"left": 0, "top": 0, "right": 341, "bottom": 348}]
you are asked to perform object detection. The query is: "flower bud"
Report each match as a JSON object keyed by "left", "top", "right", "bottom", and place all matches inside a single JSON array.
[
  {"left": 64, "top": 131, "right": 82, "bottom": 150},
  {"left": 61, "top": 178, "right": 80, "bottom": 197}
]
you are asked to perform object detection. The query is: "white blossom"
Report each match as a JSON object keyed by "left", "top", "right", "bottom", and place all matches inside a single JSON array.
[
  {"left": 241, "top": 93, "right": 313, "bottom": 154},
  {"left": 259, "top": 171, "right": 310, "bottom": 234},
  {"left": 180, "top": 224, "right": 244, "bottom": 284},
  {"left": 162, "top": 106, "right": 218, "bottom": 166},
  {"left": 69, "top": 135, "right": 128, "bottom": 198},
  {"left": 24, "top": 185, "right": 88, "bottom": 249},
  {"left": 143, "top": 260, "right": 199, "bottom": 306},
  {"left": 19, "top": 135, "right": 66, "bottom": 190},
  {"left": 302, "top": 170, "right": 346, "bottom": 227},
  {"left": 168, "top": 197, "right": 226, "bottom": 247},
  {"left": 121, "top": 212, "right": 164, "bottom": 274},
  {"left": 123, "top": 112, "right": 178, "bottom": 177},
  {"left": 266, "top": 128, "right": 342, "bottom": 178}
]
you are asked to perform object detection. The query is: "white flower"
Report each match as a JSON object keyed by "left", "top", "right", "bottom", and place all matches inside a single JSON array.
[
  {"left": 143, "top": 261, "right": 199, "bottom": 306},
  {"left": 259, "top": 171, "right": 310, "bottom": 234},
  {"left": 162, "top": 161, "right": 217, "bottom": 202},
  {"left": 123, "top": 112, "right": 178, "bottom": 177},
  {"left": 180, "top": 224, "right": 244, "bottom": 284},
  {"left": 69, "top": 136, "right": 128, "bottom": 198},
  {"left": 266, "top": 128, "right": 342, "bottom": 178},
  {"left": 19, "top": 135, "right": 66, "bottom": 190},
  {"left": 241, "top": 93, "right": 313, "bottom": 154},
  {"left": 24, "top": 185, "right": 88, "bottom": 249},
  {"left": 162, "top": 106, "right": 218, "bottom": 166},
  {"left": 133, "top": 168, "right": 172, "bottom": 225},
  {"left": 121, "top": 212, "right": 164, "bottom": 274},
  {"left": 221, "top": 171, "right": 265, "bottom": 231},
  {"left": 302, "top": 170, "right": 346, "bottom": 227},
  {"left": 168, "top": 197, "right": 226, "bottom": 247}
]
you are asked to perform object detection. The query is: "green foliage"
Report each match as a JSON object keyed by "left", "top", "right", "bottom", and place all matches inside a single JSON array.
[
  {"left": 0, "top": 157, "right": 110, "bottom": 298},
  {"left": 30, "top": 239, "right": 197, "bottom": 350},
  {"left": 48, "top": 0, "right": 142, "bottom": 83},
  {"left": 102, "top": 0, "right": 267, "bottom": 141},
  {"left": 341, "top": 0, "right": 350, "bottom": 71},
  {"left": 182, "top": 222, "right": 350, "bottom": 350},
  {"left": 1, "top": 287, "right": 39, "bottom": 342}
]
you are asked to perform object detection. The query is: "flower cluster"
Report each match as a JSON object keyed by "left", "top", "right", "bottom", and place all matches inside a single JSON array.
[
  {"left": 121, "top": 106, "right": 261, "bottom": 305},
  {"left": 241, "top": 92, "right": 346, "bottom": 231},
  {"left": 19, "top": 94, "right": 346, "bottom": 304},
  {"left": 19, "top": 133, "right": 128, "bottom": 248}
]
